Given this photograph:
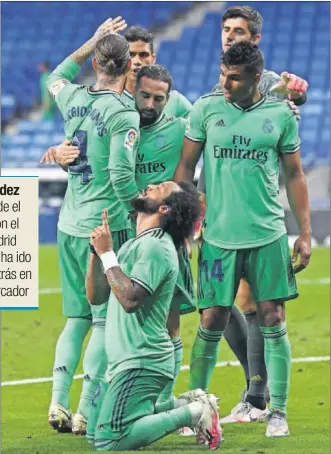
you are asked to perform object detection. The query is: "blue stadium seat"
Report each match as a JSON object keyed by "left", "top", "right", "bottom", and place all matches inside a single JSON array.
[{"left": 2, "top": 1, "right": 193, "bottom": 114}]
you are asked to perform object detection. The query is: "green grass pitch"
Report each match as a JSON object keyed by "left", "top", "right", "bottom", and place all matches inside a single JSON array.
[{"left": 2, "top": 246, "right": 330, "bottom": 454}]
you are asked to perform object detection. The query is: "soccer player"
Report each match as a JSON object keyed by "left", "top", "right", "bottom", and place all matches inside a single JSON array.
[
  {"left": 45, "top": 18, "right": 142, "bottom": 434},
  {"left": 87, "top": 183, "right": 222, "bottom": 451},
  {"left": 174, "top": 42, "right": 311, "bottom": 437},
  {"left": 121, "top": 26, "right": 262, "bottom": 407},
  {"left": 196, "top": 5, "right": 309, "bottom": 424},
  {"left": 84, "top": 64, "right": 194, "bottom": 445},
  {"left": 122, "top": 26, "right": 192, "bottom": 118}
]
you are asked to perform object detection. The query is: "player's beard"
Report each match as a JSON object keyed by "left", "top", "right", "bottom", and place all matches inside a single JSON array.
[
  {"left": 139, "top": 108, "right": 160, "bottom": 126},
  {"left": 131, "top": 196, "right": 161, "bottom": 214}
]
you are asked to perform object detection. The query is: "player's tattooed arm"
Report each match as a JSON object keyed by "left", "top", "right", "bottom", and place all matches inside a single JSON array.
[
  {"left": 86, "top": 252, "right": 110, "bottom": 305},
  {"left": 174, "top": 137, "right": 204, "bottom": 182},
  {"left": 70, "top": 17, "right": 127, "bottom": 65},
  {"left": 104, "top": 268, "right": 150, "bottom": 313},
  {"left": 91, "top": 209, "right": 150, "bottom": 312}
]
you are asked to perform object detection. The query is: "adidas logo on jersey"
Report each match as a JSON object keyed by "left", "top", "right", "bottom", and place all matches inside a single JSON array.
[{"left": 215, "top": 119, "right": 226, "bottom": 127}]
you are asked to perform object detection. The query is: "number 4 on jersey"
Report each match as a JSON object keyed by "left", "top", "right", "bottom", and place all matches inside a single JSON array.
[{"left": 69, "top": 130, "right": 93, "bottom": 184}]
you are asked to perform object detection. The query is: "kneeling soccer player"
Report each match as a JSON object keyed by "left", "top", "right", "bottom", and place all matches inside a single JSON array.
[{"left": 86, "top": 181, "right": 222, "bottom": 451}]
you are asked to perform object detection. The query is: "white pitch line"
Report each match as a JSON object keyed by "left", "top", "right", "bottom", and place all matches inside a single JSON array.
[
  {"left": 2, "top": 356, "right": 329, "bottom": 387},
  {"left": 39, "top": 288, "right": 62, "bottom": 295},
  {"left": 38, "top": 278, "right": 330, "bottom": 297}
]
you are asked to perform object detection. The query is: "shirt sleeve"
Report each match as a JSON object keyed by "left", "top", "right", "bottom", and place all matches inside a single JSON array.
[
  {"left": 175, "top": 92, "right": 193, "bottom": 118},
  {"left": 184, "top": 98, "right": 206, "bottom": 143},
  {"left": 46, "top": 57, "right": 81, "bottom": 115},
  {"left": 130, "top": 240, "right": 177, "bottom": 294},
  {"left": 278, "top": 113, "right": 301, "bottom": 154},
  {"left": 259, "top": 70, "right": 286, "bottom": 101},
  {"left": 108, "top": 110, "right": 140, "bottom": 211}
]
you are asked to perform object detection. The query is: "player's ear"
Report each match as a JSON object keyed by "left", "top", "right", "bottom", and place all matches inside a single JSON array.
[
  {"left": 125, "top": 59, "right": 132, "bottom": 75},
  {"left": 152, "top": 53, "right": 156, "bottom": 64},
  {"left": 255, "top": 72, "right": 262, "bottom": 84},
  {"left": 252, "top": 33, "right": 261, "bottom": 45},
  {"left": 92, "top": 57, "right": 98, "bottom": 73},
  {"left": 159, "top": 205, "right": 171, "bottom": 215}
]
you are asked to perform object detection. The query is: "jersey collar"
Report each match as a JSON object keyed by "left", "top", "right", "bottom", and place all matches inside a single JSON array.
[
  {"left": 87, "top": 87, "right": 120, "bottom": 96},
  {"left": 123, "top": 88, "right": 134, "bottom": 100},
  {"left": 232, "top": 94, "right": 266, "bottom": 112},
  {"left": 134, "top": 227, "right": 164, "bottom": 242}
]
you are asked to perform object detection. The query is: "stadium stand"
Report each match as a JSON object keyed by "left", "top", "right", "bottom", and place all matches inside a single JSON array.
[{"left": 1, "top": 1, "right": 192, "bottom": 120}]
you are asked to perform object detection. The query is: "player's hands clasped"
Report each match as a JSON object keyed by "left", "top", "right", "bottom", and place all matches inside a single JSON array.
[
  {"left": 91, "top": 209, "right": 113, "bottom": 256},
  {"left": 40, "top": 140, "right": 79, "bottom": 166},
  {"left": 93, "top": 17, "right": 127, "bottom": 44},
  {"left": 292, "top": 233, "right": 312, "bottom": 274}
]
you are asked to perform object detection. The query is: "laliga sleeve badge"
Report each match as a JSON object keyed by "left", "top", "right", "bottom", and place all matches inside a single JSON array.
[
  {"left": 49, "top": 79, "right": 69, "bottom": 99},
  {"left": 124, "top": 129, "right": 138, "bottom": 152}
]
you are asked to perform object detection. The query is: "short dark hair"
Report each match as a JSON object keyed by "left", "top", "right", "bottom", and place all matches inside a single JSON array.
[
  {"left": 222, "top": 41, "right": 264, "bottom": 74},
  {"left": 94, "top": 34, "right": 130, "bottom": 78},
  {"left": 136, "top": 64, "right": 173, "bottom": 94},
  {"left": 222, "top": 6, "right": 263, "bottom": 37},
  {"left": 161, "top": 181, "right": 201, "bottom": 249},
  {"left": 124, "top": 26, "right": 155, "bottom": 53}
]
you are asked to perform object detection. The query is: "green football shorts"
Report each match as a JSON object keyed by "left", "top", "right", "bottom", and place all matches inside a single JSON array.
[
  {"left": 198, "top": 234, "right": 298, "bottom": 309},
  {"left": 171, "top": 246, "right": 196, "bottom": 315},
  {"left": 94, "top": 368, "right": 170, "bottom": 448},
  {"left": 57, "top": 229, "right": 132, "bottom": 319}
]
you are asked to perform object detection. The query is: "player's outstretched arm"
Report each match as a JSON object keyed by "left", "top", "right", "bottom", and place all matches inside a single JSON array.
[
  {"left": 173, "top": 137, "right": 204, "bottom": 182},
  {"left": 91, "top": 210, "right": 150, "bottom": 312},
  {"left": 46, "top": 17, "right": 127, "bottom": 109},
  {"left": 281, "top": 152, "right": 312, "bottom": 273},
  {"left": 69, "top": 16, "right": 127, "bottom": 66},
  {"left": 271, "top": 72, "right": 308, "bottom": 106}
]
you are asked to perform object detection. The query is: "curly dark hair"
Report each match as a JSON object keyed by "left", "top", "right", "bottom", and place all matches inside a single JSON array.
[
  {"left": 124, "top": 26, "right": 155, "bottom": 53},
  {"left": 222, "top": 6, "right": 263, "bottom": 37},
  {"left": 136, "top": 64, "right": 173, "bottom": 94},
  {"left": 160, "top": 181, "right": 201, "bottom": 249},
  {"left": 222, "top": 41, "right": 264, "bottom": 74}
]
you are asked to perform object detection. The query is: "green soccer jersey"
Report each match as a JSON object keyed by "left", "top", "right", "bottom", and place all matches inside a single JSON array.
[
  {"left": 105, "top": 228, "right": 179, "bottom": 381},
  {"left": 121, "top": 88, "right": 192, "bottom": 118},
  {"left": 47, "top": 58, "right": 140, "bottom": 237},
  {"left": 135, "top": 113, "right": 186, "bottom": 190},
  {"left": 186, "top": 92, "right": 300, "bottom": 249}
]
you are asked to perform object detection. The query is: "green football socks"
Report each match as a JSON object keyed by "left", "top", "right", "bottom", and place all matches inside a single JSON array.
[
  {"left": 51, "top": 317, "right": 91, "bottom": 409},
  {"left": 77, "top": 319, "right": 108, "bottom": 419},
  {"left": 260, "top": 322, "right": 291, "bottom": 413},
  {"left": 189, "top": 324, "right": 224, "bottom": 391}
]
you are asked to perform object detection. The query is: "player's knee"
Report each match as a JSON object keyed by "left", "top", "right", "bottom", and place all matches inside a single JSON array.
[
  {"left": 200, "top": 306, "right": 231, "bottom": 331},
  {"left": 258, "top": 301, "right": 285, "bottom": 327}
]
